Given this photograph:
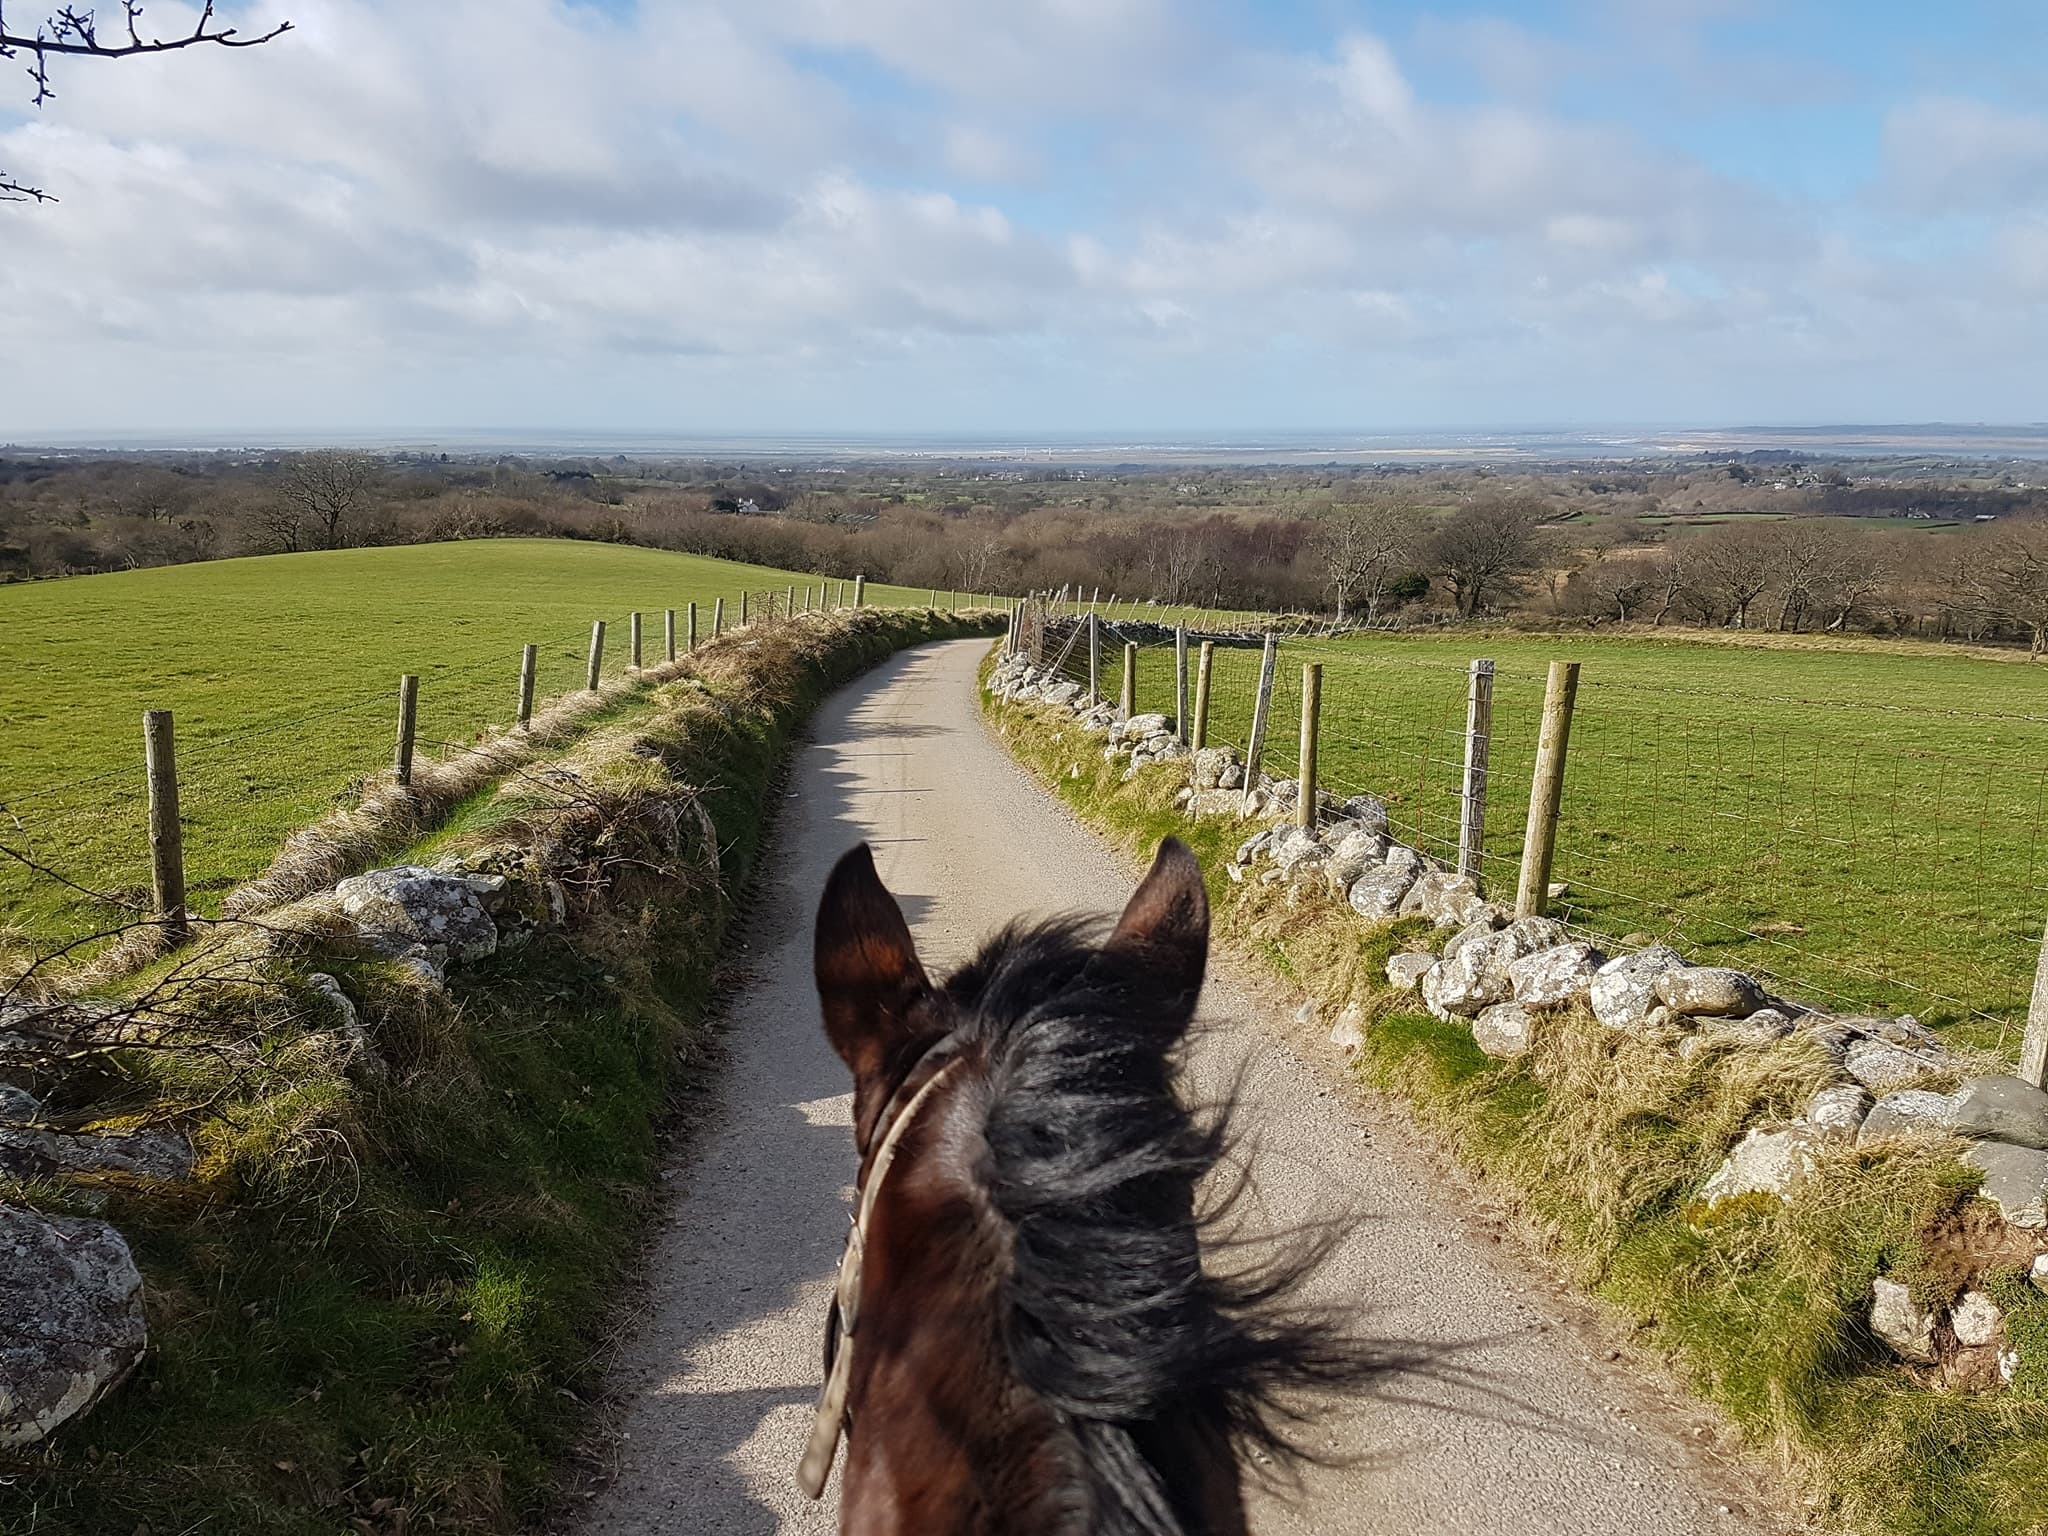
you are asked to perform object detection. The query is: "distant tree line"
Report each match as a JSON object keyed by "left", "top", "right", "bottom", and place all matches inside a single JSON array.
[{"left": 6, "top": 450, "right": 2048, "bottom": 651}]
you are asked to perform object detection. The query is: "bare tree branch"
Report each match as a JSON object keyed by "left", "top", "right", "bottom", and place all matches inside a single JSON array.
[{"left": 1, "top": 1, "right": 291, "bottom": 107}]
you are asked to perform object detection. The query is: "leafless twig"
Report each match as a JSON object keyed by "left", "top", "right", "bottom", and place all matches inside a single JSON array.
[{"left": 1, "top": 1, "right": 292, "bottom": 106}]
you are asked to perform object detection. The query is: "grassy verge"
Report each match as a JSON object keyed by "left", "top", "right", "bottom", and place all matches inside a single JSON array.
[
  {"left": 0, "top": 608, "right": 998, "bottom": 1536},
  {"left": 984, "top": 676, "right": 2048, "bottom": 1536}
]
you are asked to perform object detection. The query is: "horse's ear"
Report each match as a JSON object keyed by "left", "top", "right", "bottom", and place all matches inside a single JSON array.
[
  {"left": 1103, "top": 837, "right": 1209, "bottom": 1012},
  {"left": 815, "top": 844, "right": 934, "bottom": 1087}
]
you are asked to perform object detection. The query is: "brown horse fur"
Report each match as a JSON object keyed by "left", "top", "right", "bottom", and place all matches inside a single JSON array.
[{"left": 813, "top": 838, "right": 1381, "bottom": 1536}]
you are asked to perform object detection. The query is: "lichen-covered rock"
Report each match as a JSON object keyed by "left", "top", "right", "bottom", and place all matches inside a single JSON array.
[
  {"left": 1953, "top": 1290, "right": 2005, "bottom": 1349},
  {"left": 1385, "top": 953, "right": 1436, "bottom": 993},
  {"left": 1588, "top": 946, "right": 1685, "bottom": 1031},
  {"left": 2031, "top": 1255, "right": 2048, "bottom": 1294},
  {"left": 1949, "top": 1075, "right": 2048, "bottom": 1151},
  {"left": 335, "top": 865, "right": 499, "bottom": 970},
  {"left": 1964, "top": 1140, "right": 2048, "bottom": 1228},
  {"left": 306, "top": 972, "right": 383, "bottom": 1082},
  {"left": 1190, "top": 746, "right": 1242, "bottom": 791},
  {"left": 1331, "top": 795, "right": 1390, "bottom": 838},
  {"left": 1654, "top": 967, "right": 1767, "bottom": 1019},
  {"left": 0, "top": 1204, "right": 147, "bottom": 1447},
  {"left": 1804, "top": 1084, "right": 1873, "bottom": 1143},
  {"left": 1870, "top": 1277, "right": 1938, "bottom": 1363},
  {"left": 1422, "top": 920, "right": 1571, "bottom": 1021},
  {"left": 1321, "top": 826, "right": 1386, "bottom": 888},
  {"left": 1680, "top": 1009, "right": 1797, "bottom": 1059},
  {"left": 1264, "top": 826, "right": 1325, "bottom": 874},
  {"left": 1845, "top": 1038, "right": 1951, "bottom": 1093},
  {"left": 0, "top": 1086, "right": 194, "bottom": 1182},
  {"left": 1186, "top": 789, "right": 1250, "bottom": 818},
  {"left": 1348, "top": 861, "right": 1419, "bottom": 920},
  {"left": 1857, "top": 1090, "right": 1961, "bottom": 1145},
  {"left": 1399, "top": 870, "right": 1487, "bottom": 928},
  {"left": 1697, "top": 1125, "right": 1822, "bottom": 1207},
  {"left": 1508, "top": 942, "right": 1606, "bottom": 1008},
  {"left": 1472, "top": 1002, "right": 1538, "bottom": 1059},
  {"left": 1111, "top": 712, "right": 1170, "bottom": 744},
  {"left": 1040, "top": 680, "right": 1082, "bottom": 708}
]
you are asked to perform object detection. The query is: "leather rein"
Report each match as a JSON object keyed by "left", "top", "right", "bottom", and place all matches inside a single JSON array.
[{"left": 796, "top": 1032, "right": 968, "bottom": 1499}]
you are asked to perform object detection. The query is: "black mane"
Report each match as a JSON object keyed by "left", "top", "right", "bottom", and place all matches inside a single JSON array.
[{"left": 938, "top": 916, "right": 1378, "bottom": 1536}]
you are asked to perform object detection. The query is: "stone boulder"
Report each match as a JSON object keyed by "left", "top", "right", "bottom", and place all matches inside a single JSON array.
[
  {"left": 1964, "top": 1141, "right": 2048, "bottom": 1228},
  {"left": 1952, "top": 1290, "right": 2004, "bottom": 1349},
  {"left": 1264, "top": 826, "right": 1325, "bottom": 875},
  {"left": 1472, "top": 1002, "right": 1538, "bottom": 1059},
  {"left": 1654, "top": 967, "right": 1767, "bottom": 1019},
  {"left": 1589, "top": 946, "right": 1686, "bottom": 1032},
  {"left": 1870, "top": 1277, "right": 1938, "bottom": 1363},
  {"left": 335, "top": 865, "right": 500, "bottom": 973},
  {"left": 0, "top": 1205, "right": 147, "bottom": 1447},
  {"left": 1110, "top": 712, "right": 1170, "bottom": 745},
  {"left": 1040, "top": 680, "right": 1082, "bottom": 708},
  {"left": 1191, "top": 746, "right": 1242, "bottom": 791},
  {"left": 1857, "top": 1089, "right": 1961, "bottom": 1145},
  {"left": 1844, "top": 1038, "right": 1951, "bottom": 1094},
  {"left": 1508, "top": 942, "right": 1607, "bottom": 1008},
  {"left": 1348, "top": 860, "right": 1420, "bottom": 920},
  {"left": 1696, "top": 1125, "right": 1822, "bottom": 1207},
  {"left": 1399, "top": 870, "right": 1488, "bottom": 928},
  {"left": 1186, "top": 789, "right": 1248, "bottom": 819},
  {"left": 1331, "top": 795, "right": 1390, "bottom": 838},
  {"left": 1804, "top": 1084, "right": 1873, "bottom": 1143},
  {"left": 2032, "top": 1255, "right": 2048, "bottom": 1294},
  {"left": 1678, "top": 1009, "right": 1796, "bottom": 1060},
  {"left": 1321, "top": 826, "right": 1387, "bottom": 889},
  {"left": 1385, "top": 953, "right": 1436, "bottom": 993},
  {"left": 1327, "top": 1006, "right": 1366, "bottom": 1051},
  {"left": 1949, "top": 1076, "right": 2048, "bottom": 1151},
  {"left": 1420, "top": 919, "right": 1569, "bottom": 1021}
]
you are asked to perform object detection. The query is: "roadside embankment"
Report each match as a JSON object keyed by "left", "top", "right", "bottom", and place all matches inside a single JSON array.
[
  {"left": 0, "top": 607, "right": 999, "bottom": 1536},
  {"left": 983, "top": 649, "right": 2048, "bottom": 1536}
]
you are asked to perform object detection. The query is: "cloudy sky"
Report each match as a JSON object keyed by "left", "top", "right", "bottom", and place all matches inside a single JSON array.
[{"left": 1, "top": 0, "right": 2043, "bottom": 436}]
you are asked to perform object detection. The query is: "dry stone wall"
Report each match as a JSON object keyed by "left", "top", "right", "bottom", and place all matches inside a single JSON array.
[{"left": 989, "top": 650, "right": 2048, "bottom": 1394}]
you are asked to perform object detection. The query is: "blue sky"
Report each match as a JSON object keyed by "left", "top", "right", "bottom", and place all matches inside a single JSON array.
[{"left": 1, "top": 0, "right": 2044, "bottom": 435}]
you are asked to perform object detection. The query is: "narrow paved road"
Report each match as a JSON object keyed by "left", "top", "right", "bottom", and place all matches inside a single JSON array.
[{"left": 576, "top": 638, "right": 1780, "bottom": 1536}]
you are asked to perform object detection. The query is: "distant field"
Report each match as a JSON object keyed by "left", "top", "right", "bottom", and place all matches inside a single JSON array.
[
  {"left": 1100, "top": 626, "right": 2048, "bottom": 1046},
  {"left": 0, "top": 540, "right": 955, "bottom": 943}
]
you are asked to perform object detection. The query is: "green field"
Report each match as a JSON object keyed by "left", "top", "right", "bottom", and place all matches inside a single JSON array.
[
  {"left": 0, "top": 540, "right": 955, "bottom": 944},
  {"left": 1092, "top": 626, "right": 2048, "bottom": 1045}
]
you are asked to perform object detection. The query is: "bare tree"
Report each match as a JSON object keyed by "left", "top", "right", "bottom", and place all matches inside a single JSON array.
[
  {"left": 1954, "top": 519, "right": 2048, "bottom": 656},
  {"left": 1690, "top": 524, "right": 1776, "bottom": 628},
  {"left": 281, "top": 451, "right": 380, "bottom": 551},
  {"left": 1425, "top": 498, "right": 1543, "bottom": 618},
  {"left": 1765, "top": 520, "right": 1854, "bottom": 633},
  {"left": 1311, "top": 500, "right": 1414, "bottom": 623},
  {"left": 2, "top": 2, "right": 291, "bottom": 202},
  {"left": 1648, "top": 544, "right": 1690, "bottom": 625}
]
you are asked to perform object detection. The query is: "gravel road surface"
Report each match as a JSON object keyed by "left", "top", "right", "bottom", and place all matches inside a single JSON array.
[{"left": 575, "top": 638, "right": 1784, "bottom": 1536}]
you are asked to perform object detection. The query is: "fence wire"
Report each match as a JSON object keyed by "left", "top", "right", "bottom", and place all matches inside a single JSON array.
[{"left": 1021, "top": 615, "right": 2048, "bottom": 1052}]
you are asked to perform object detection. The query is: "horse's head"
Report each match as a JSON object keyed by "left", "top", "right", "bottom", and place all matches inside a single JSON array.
[{"left": 806, "top": 838, "right": 1361, "bottom": 1536}]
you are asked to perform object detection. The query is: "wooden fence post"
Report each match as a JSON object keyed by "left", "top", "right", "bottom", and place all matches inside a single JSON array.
[
  {"left": 630, "top": 611, "right": 643, "bottom": 670},
  {"left": 1241, "top": 632, "right": 1278, "bottom": 814},
  {"left": 1087, "top": 613, "right": 1101, "bottom": 706},
  {"left": 1174, "top": 626, "right": 1190, "bottom": 743},
  {"left": 394, "top": 673, "right": 419, "bottom": 786},
  {"left": 664, "top": 608, "right": 676, "bottom": 662},
  {"left": 740, "top": 590, "right": 749, "bottom": 626},
  {"left": 1459, "top": 658, "right": 1494, "bottom": 884},
  {"left": 713, "top": 597, "right": 724, "bottom": 638},
  {"left": 2022, "top": 921, "right": 2048, "bottom": 1088},
  {"left": 688, "top": 601, "right": 699, "bottom": 652},
  {"left": 854, "top": 574, "right": 867, "bottom": 608},
  {"left": 1120, "top": 641, "right": 1138, "bottom": 718},
  {"left": 1515, "top": 661, "right": 1581, "bottom": 919},
  {"left": 517, "top": 644, "right": 537, "bottom": 728},
  {"left": 1192, "top": 641, "right": 1214, "bottom": 751},
  {"left": 143, "top": 709, "right": 186, "bottom": 939},
  {"left": 1296, "top": 662, "right": 1322, "bottom": 831},
  {"left": 788, "top": 584, "right": 796, "bottom": 620},
  {"left": 586, "top": 621, "right": 606, "bottom": 691}
]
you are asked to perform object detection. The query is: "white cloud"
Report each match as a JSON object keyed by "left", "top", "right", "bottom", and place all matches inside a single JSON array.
[{"left": 0, "top": 1, "right": 2039, "bottom": 431}]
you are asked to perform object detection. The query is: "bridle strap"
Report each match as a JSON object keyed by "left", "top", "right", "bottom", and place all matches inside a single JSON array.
[{"left": 796, "top": 1035, "right": 967, "bottom": 1499}]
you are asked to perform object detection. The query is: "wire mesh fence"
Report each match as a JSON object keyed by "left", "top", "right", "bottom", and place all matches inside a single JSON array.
[
  {"left": 0, "top": 580, "right": 972, "bottom": 960},
  {"left": 1017, "top": 611, "right": 2048, "bottom": 1054}
]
